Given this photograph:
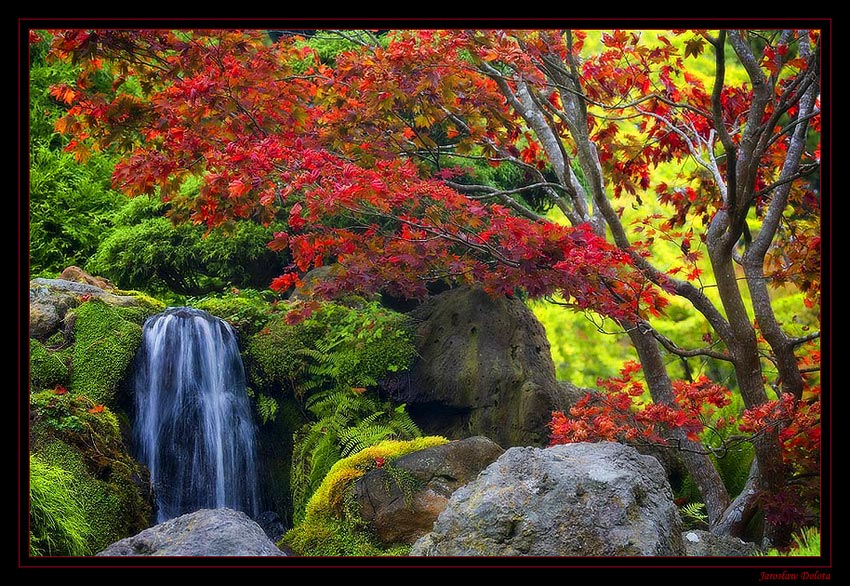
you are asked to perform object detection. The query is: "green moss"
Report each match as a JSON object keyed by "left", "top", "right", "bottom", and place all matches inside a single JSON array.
[
  {"left": 282, "top": 437, "right": 447, "bottom": 556},
  {"left": 29, "top": 452, "right": 93, "bottom": 556},
  {"left": 33, "top": 438, "right": 151, "bottom": 554},
  {"left": 245, "top": 314, "right": 325, "bottom": 393},
  {"left": 281, "top": 517, "right": 405, "bottom": 556},
  {"left": 194, "top": 289, "right": 277, "bottom": 337},
  {"left": 113, "top": 290, "right": 166, "bottom": 315},
  {"left": 69, "top": 300, "right": 143, "bottom": 407},
  {"left": 30, "top": 338, "right": 70, "bottom": 392}
]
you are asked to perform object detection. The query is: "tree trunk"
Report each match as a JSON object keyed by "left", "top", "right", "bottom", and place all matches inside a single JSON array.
[
  {"left": 626, "top": 323, "right": 731, "bottom": 528},
  {"left": 707, "top": 220, "right": 788, "bottom": 547}
]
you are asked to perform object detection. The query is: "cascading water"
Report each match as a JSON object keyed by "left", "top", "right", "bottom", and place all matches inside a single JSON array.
[{"left": 132, "top": 307, "right": 260, "bottom": 523}]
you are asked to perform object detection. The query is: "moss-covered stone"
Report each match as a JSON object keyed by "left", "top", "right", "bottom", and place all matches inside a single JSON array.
[
  {"left": 29, "top": 451, "right": 93, "bottom": 556},
  {"left": 281, "top": 436, "right": 447, "bottom": 556},
  {"left": 30, "top": 391, "right": 152, "bottom": 555},
  {"left": 29, "top": 338, "right": 70, "bottom": 392},
  {"left": 69, "top": 300, "right": 144, "bottom": 407},
  {"left": 33, "top": 439, "right": 150, "bottom": 554}
]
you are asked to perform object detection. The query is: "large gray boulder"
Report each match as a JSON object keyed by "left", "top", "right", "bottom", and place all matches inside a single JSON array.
[
  {"left": 354, "top": 436, "right": 504, "bottom": 545},
  {"left": 29, "top": 275, "right": 142, "bottom": 340},
  {"left": 410, "top": 442, "right": 685, "bottom": 556},
  {"left": 383, "top": 287, "right": 582, "bottom": 447},
  {"left": 97, "top": 508, "right": 287, "bottom": 556},
  {"left": 682, "top": 530, "right": 759, "bottom": 556}
]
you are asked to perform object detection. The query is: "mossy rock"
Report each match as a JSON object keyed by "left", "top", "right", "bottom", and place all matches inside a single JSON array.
[
  {"left": 32, "top": 439, "right": 151, "bottom": 554},
  {"left": 281, "top": 436, "right": 448, "bottom": 556},
  {"left": 29, "top": 452, "right": 93, "bottom": 556},
  {"left": 30, "top": 392, "right": 152, "bottom": 555},
  {"left": 69, "top": 300, "right": 145, "bottom": 407},
  {"left": 194, "top": 289, "right": 277, "bottom": 338},
  {"left": 29, "top": 338, "right": 70, "bottom": 392}
]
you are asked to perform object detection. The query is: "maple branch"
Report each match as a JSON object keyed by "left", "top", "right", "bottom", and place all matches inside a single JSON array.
[
  {"left": 635, "top": 107, "right": 728, "bottom": 200},
  {"left": 440, "top": 104, "right": 582, "bottom": 224},
  {"left": 445, "top": 182, "right": 550, "bottom": 222},
  {"left": 524, "top": 82, "right": 593, "bottom": 222},
  {"left": 343, "top": 203, "right": 522, "bottom": 270},
  {"left": 789, "top": 331, "right": 820, "bottom": 347},
  {"left": 709, "top": 30, "right": 737, "bottom": 205},
  {"left": 748, "top": 80, "right": 818, "bottom": 261},
  {"left": 639, "top": 322, "right": 732, "bottom": 361}
]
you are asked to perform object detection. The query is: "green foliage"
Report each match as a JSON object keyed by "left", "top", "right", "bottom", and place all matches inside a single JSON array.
[
  {"left": 246, "top": 312, "right": 326, "bottom": 393},
  {"left": 30, "top": 132, "right": 128, "bottom": 279},
  {"left": 193, "top": 288, "right": 278, "bottom": 337},
  {"left": 30, "top": 385, "right": 152, "bottom": 555},
  {"left": 290, "top": 388, "right": 422, "bottom": 521},
  {"left": 532, "top": 300, "right": 637, "bottom": 388},
  {"left": 282, "top": 437, "right": 448, "bottom": 556},
  {"left": 679, "top": 502, "right": 709, "bottom": 531},
  {"left": 247, "top": 299, "right": 420, "bottom": 526},
  {"left": 30, "top": 389, "right": 121, "bottom": 445},
  {"left": 29, "top": 34, "right": 128, "bottom": 277},
  {"left": 29, "top": 452, "right": 93, "bottom": 556},
  {"left": 86, "top": 194, "right": 288, "bottom": 296},
  {"left": 29, "top": 338, "right": 70, "bottom": 392},
  {"left": 298, "top": 30, "right": 387, "bottom": 66},
  {"left": 761, "top": 527, "right": 820, "bottom": 556},
  {"left": 69, "top": 300, "right": 144, "bottom": 407},
  {"left": 31, "top": 439, "right": 151, "bottom": 554},
  {"left": 256, "top": 393, "right": 280, "bottom": 424},
  {"left": 246, "top": 299, "right": 416, "bottom": 396}
]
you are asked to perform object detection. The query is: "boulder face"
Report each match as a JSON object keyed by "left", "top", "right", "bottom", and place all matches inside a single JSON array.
[
  {"left": 29, "top": 275, "right": 142, "bottom": 341},
  {"left": 682, "top": 530, "right": 759, "bottom": 556},
  {"left": 97, "top": 508, "right": 288, "bottom": 557},
  {"left": 410, "top": 442, "right": 686, "bottom": 557},
  {"left": 354, "top": 436, "right": 504, "bottom": 545},
  {"left": 384, "top": 287, "right": 576, "bottom": 447}
]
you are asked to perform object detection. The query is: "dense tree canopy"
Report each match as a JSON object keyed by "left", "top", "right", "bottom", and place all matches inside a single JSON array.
[{"left": 34, "top": 26, "right": 825, "bottom": 547}]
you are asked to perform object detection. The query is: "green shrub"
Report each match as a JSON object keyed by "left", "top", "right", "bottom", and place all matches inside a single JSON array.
[
  {"left": 86, "top": 194, "right": 289, "bottom": 296},
  {"left": 29, "top": 452, "right": 93, "bottom": 556}
]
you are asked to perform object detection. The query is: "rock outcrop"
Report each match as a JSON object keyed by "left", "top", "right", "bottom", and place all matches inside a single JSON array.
[
  {"left": 29, "top": 272, "right": 144, "bottom": 341},
  {"left": 384, "top": 287, "right": 581, "bottom": 447},
  {"left": 354, "top": 436, "right": 504, "bottom": 545},
  {"left": 411, "top": 442, "right": 685, "bottom": 556},
  {"left": 97, "top": 508, "right": 287, "bottom": 557},
  {"left": 682, "top": 530, "right": 759, "bottom": 556}
]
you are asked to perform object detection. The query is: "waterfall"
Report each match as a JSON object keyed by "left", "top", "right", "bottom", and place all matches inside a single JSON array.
[{"left": 132, "top": 307, "right": 260, "bottom": 523}]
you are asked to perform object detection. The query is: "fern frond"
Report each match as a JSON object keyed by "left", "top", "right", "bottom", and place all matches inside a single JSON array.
[{"left": 339, "top": 422, "right": 394, "bottom": 458}]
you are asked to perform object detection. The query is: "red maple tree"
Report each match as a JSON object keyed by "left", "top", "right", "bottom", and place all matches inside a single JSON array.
[{"left": 39, "top": 27, "right": 823, "bottom": 546}]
